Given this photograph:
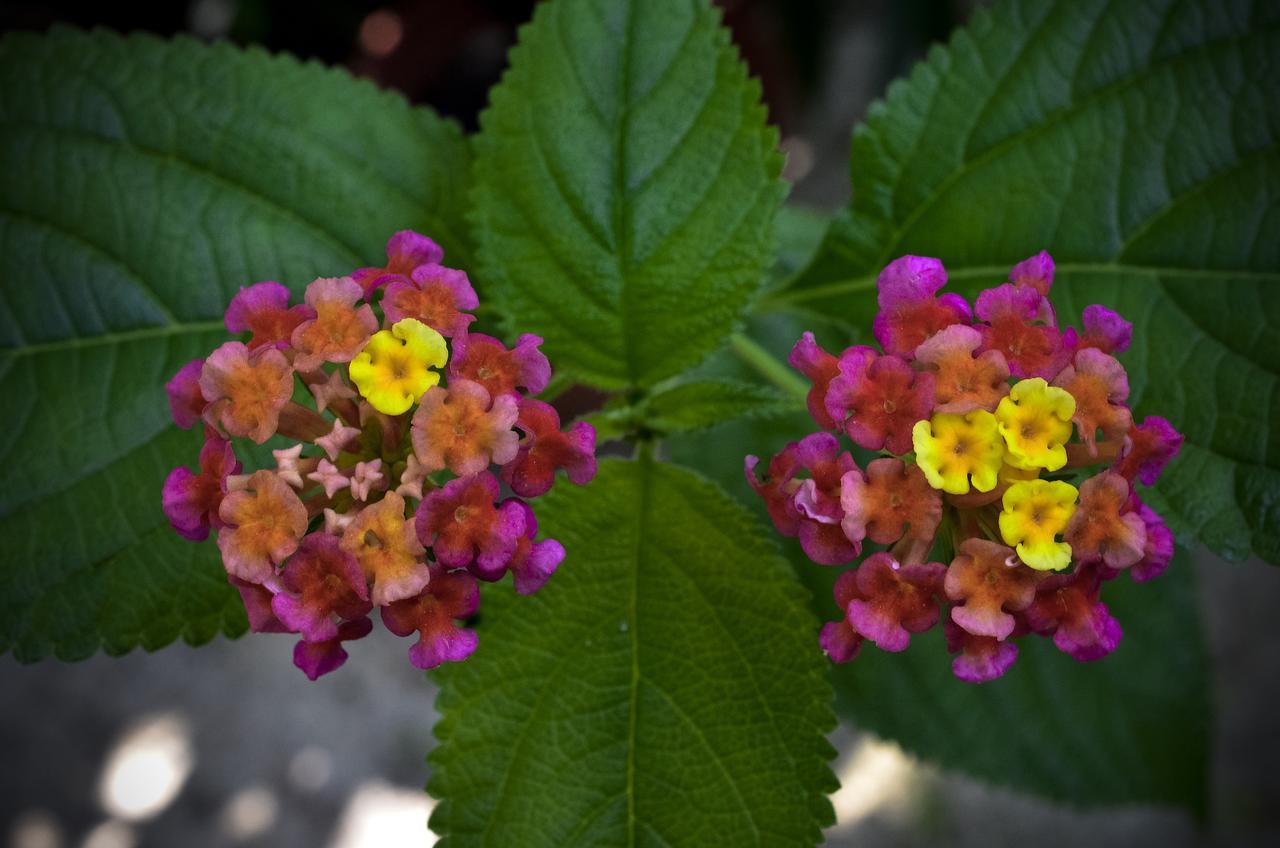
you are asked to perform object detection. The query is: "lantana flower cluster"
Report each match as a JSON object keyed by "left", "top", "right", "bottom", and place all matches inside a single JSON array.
[
  {"left": 747, "top": 253, "right": 1183, "bottom": 683},
  {"left": 162, "top": 231, "right": 597, "bottom": 679}
]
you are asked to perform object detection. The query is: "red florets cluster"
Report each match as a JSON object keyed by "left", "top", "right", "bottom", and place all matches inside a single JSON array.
[
  {"left": 161, "top": 231, "right": 596, "bottom": 679},
  {"left": 747, "top": 253, "right": 1183, "bottom": 683}
]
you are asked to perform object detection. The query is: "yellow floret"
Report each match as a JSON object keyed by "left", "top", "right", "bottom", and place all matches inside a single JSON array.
[
  {"left": 912, "top": 410, "right": 1005, "bottom": 495},
  {"left": 998, "top": 479, "right": 1078, "bottom": 571},
  {"left": 996, "top": 378, "right": 1076, "bottom": 472},
  {"left": 348, "top": 318, "right": 448, "bottom": 415}
]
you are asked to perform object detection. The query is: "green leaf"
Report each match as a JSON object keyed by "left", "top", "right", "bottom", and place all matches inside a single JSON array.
[
  {"left": 1052, "top": 282, "right": 1278, "bottom": 563},
  {"left": 666, "top": 315, "right": 1210, "bottom": 813},
  {"left": 646, "top": 379, "right": 797, "bottom": 433},
  {"left": 773, "top": 0, "right": 1280, "bottom": 562},
  {"left": 471, "top": 0, "right": 784, "bottom": 390},
  {"left": 0, "top": 28, "right": 471, "bottom": 661},
  {"left": 808, "top": 546, "right": 1210, "bottom": 815},
  {"left": 589, "top": 378, "right": 796, "bottom": 440},
  {"left": 428, "top": 458, "right": 837, "bottom": 846}
]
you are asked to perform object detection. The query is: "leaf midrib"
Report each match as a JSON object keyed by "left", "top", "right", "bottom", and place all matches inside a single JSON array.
[
  {"left": 504, "top": 0, "right": 768, "bottom": 389},
  {"left": 624, "top": 444, "right": 645, "bottom": 847},
  {"left": 0, "top": 320, "right": 224, "bottom": 358},
  {"left": 470, "top": 458, "right": 782, "bottom": 846}
]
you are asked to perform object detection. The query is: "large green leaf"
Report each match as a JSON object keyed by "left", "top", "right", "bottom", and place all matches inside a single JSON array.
[
  {"left": 809, "top": 546, "right": 1210, "bottom": 815},
  {"left": 667, "top": 310, "right": 1210, "bottom": 813},
  {"left": 0, "top": 29, "right": 471, "bottom": 660},
  {"left": 428, "top": 458, "right": 837, "bottom": 846},
  {"left": 471, "top": 0, "right": 784, "bottom": 390},
  {"left": 774, "top": 0, "right": 1280, "bottom": 562},
  {"left": 1051, "top": 282, "right": 1278, "bottom": 563}
]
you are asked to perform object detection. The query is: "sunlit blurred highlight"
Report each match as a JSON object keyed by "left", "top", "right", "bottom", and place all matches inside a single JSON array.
[
  {"left": 9, "top": 810, "right": 63, "bottom": 848},
  {"left": 219, "top": 785, "right": 278, "bottom": 841},
  {"left": 327, "top": 781, "right": 436, "bottom": 848},
  {"left": 80, "top": 821, "right": 135, "bottom": 848},
  {"left": 187, "top": 0, "right": 235, "bottom": 39},
  {"left": 288, "top": 745, "right": 334, "bottom": 792},
  {"left": 96, "top": 713, "right": 195, "bottom": 821},
  {"left": 359, "top": 10, "right": 404, "bottom": 58},
  {"left": 831, "top": 735, "right": 917, "bottom": 826},
  {"left": 780, "top": 136, "right": 815, "bottom": 182}
]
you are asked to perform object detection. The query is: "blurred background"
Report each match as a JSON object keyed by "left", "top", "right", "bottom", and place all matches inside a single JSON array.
[{"left": 1, "top": 1, "right": 1278, "bottom": 846}]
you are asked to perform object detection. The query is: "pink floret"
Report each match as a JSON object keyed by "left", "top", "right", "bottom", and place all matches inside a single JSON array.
[{"left": 381, "top": 564, "right": 480, "bottom": 670}]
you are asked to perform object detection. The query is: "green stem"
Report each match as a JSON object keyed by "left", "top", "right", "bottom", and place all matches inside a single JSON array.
[
  {"left": 973, "top": 508, "right": 1002, "bottom": 544},
  {"left": 729, "top": 333, "right": 809, "bottom": 402},
  {"left": 634, "top": 438, "right": 658, "bottom": 464}
]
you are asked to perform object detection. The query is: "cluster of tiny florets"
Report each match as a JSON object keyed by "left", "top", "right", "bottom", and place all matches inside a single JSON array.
[
  {"left": 163, "top": 231, "right": 597, "bottom": 679},
  {"left": 747, "top": 252, "right": 1182, "bottom": 683}
]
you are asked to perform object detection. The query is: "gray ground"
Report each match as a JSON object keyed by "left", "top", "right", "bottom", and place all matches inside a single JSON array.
[{"left": 2, "top": 552, "right": 1278, "bottom": 847}]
